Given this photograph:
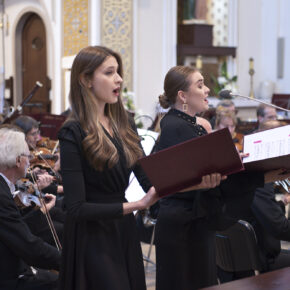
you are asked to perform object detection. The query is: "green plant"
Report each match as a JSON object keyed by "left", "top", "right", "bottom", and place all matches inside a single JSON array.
[
  {"left": 210, "top": 61, "right": 237, "bottom": 98},
  {"left": 122, "top": 88, "right": 144, "bottom": 128},
  {"left": 122, "top": 87, "right": 135, "bottom": 112}
]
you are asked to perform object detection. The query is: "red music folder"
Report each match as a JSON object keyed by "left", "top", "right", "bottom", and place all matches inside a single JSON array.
[
  {"left": 242, "top": 125, "right": 290, "bottom": 172},
  {"left": 138, "top": 128, "right": 244, "bottom": 197}
]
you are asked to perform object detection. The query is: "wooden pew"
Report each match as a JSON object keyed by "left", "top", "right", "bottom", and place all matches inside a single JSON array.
[{"left": 201, "top": 267, "right": 290, "bottom": 290}]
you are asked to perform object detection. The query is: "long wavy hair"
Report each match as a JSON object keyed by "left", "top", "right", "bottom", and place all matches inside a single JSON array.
[{"left": 68, "top": 46, "right": 142, "bottom": 171}]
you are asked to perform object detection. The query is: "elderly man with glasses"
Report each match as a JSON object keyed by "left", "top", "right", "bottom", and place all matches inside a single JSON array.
[{"left": 0, "top": 127, "right": 60, "bottom": 290}]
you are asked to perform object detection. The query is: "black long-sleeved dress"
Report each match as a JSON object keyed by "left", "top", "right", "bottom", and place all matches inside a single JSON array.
[
  {"left": 58, "top": 121, "right": 151, "bottom": 290},
  {"left": 155, "top": 109, "right": 264, "bottom": 290}
]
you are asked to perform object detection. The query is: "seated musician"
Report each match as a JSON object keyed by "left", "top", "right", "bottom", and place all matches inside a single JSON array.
[
  {"left": 209, "top": 99, "right": 238, "bottom": 128},
  {"left": 257, "top": 104, "right": 277, "bottom": 130},
  {"left": 0, "top": 127, "right": 60, "bottom": 290},
  {"left": 215, "top": 108, "right": 244, "bottom": 151},
  {"left": 218, "top": 120, "right": 290, "bottom": 282},
  {"left": 12, "top": 115, "right": 41, "bottom": 149},
  {"left": 12, "top": 115, "right": 63, "bottom": 195},
  {"left": 11, "top": 116, "right": 65, "bottom": 246}
]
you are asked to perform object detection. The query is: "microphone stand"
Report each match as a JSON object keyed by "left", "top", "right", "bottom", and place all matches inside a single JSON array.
[
  {"left": 232, "top": 93, "right": 290, "bottom": 113},
  {"left": 219, "top": 90, "right": 290, "bottom": 113},
  {"left": 2, "top": 81, "right": 43, "bottom": 124}
]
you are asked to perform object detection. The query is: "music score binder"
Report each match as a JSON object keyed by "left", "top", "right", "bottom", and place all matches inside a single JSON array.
[
  {"left": 243, "top": 125, "right": 290, "bottom": 172},
  {"left": 138, "top": 128, "right": 244, "bottom": 197}
]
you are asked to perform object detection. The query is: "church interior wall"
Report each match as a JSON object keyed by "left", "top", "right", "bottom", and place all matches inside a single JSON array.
[
  {"left": 237, "top": 0, "right": 290, "bottom": 100},
  {"left": 0, "top": 0, "right": 289, "bottom": 119},
  {"left": 4, "top": 0, "right": 63, "bottom": 113},
  {"left": 134, "top": 0, "right": 177, "bottom": 118}
]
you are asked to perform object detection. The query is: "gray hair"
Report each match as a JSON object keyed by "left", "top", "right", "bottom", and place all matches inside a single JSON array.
[{"left": 0, "top": 128, "right": 29, "bottom": 170}]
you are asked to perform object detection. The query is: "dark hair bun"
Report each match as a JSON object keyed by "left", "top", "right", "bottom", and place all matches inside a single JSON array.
[{"left": 159, "top": 94, "right": 170, "bottom": 109}]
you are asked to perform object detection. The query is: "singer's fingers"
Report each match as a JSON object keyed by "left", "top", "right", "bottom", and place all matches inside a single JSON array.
[
  {"left": 202, "top": 175, "right": 211, "bottom": 187},
  {"left": 240, "top": 152, "right": 250, "bottom": 159},
  {"left": 210, "top": 173, "right": 222, "bottom": 187}
]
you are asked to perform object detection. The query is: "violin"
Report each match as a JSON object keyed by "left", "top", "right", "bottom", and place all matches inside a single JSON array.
[
  {"left": 14, "top": 177, "right": 62, "bottom": 251},
  {"left": 37, "top": 137, "right": 59, "bottom": 153},
  {"left": 28, "top": 136, "right": 60, "bottom": 171},
  {"left": 232, "top": 132, "right": 244, "bottom": 152},
  {"left": 30, "top": 147, "right": 59, "bottom": 169},
  {"left": 14, "top": 179, "right": 42, "bottom": 208}
]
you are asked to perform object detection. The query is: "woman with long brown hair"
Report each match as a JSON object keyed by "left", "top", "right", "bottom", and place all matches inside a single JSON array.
[{"left": 58, "top": 46, "right": 159, "bottom": 289}]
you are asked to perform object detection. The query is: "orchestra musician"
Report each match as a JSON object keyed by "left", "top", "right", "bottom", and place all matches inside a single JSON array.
[
  {"left": 12, "top": 115, "right": 41, "bottom": 149},
  {"left": 57, "top": 46, "right": 159, "bottom": 290},
  {"left": 209, "top": 98, "right": 238, "bottom": 128},
  {"left": 215, "top": 108, "right": 244, "bottom": 152},
  {"left": 12, "top": 115, "right": 63, "bottom": 195},
  {"left": 154, "top": 65, "right": 290, "bottom": 290},
  {"left": 0, "top": 127, "right": 60, "bottom": 290},
  {"left": 257, "top": 104, "right": 277, "bottom": 127},
  {"left": 11, "top": 116, "right": 65, "bottom": 247},
  {"left": 218, "top": 120, "right": 290, "bottom": 282}
]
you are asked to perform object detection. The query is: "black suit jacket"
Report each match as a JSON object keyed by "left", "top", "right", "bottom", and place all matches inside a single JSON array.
[
  {"left": 250, "top": 184, "right": 290, "bottom": 264},
  {"left": 225, "top": 182, "right": 290, "bottom": 270},
  {"left": 0, "top": 175, "right": 60, "bottom": 289}
]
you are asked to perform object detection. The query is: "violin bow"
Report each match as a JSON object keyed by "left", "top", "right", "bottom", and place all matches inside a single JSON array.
[
  {"left": 30, "top": 171, "right": 62, "bottom": 251},
  {"left": 51, "top": 140, "right": 59, "bottom": 155}
]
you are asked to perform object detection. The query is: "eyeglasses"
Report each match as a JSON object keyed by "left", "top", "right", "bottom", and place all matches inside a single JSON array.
[{"left": 20, "top": 153, "right": 34, "bottom": 161}]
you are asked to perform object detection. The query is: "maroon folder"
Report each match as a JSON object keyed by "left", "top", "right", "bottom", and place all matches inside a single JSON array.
[
  {"left": 139, "top": 128, "right": 244, "bottom": 197},
  {"left": 244, "top": 154, "right": 290, "bottom": 172}
]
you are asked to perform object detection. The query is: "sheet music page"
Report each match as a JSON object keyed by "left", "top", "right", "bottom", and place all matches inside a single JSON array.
[{"left": 243, "top": 125, "right": 290, "bottom": 163}]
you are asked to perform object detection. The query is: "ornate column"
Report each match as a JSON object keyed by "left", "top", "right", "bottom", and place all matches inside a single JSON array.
[
  {"left": 101, "top": 0, "right": 133, "bottom": 90},
  {"left": 63, "top": 0, "right": 89, "bottom": 56}
]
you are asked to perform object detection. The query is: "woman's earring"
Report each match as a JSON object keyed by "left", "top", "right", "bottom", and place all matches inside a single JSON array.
[{"left": 183, "top": 103, "right": 188, "bottom": 112}]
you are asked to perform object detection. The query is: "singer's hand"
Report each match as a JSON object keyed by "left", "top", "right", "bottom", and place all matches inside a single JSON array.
[
  {"left": 179, "top": 173, "right": 227, "bottom": 192},
  {"left": 139, "top": 187, "right": 160, "bottom": 209},
  {"left": 122, "top": 186, "right": 159, "bottom": 215},
  {"left": 239, "top": 152, "right": 249, "bottom": 160}
]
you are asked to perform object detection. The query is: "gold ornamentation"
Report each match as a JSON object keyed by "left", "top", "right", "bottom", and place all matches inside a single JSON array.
[
  {"left": 101, "top": 0, "right": 133, "bottom": 90},
  {"left": 63, "top": 0, "right": 89, "bottom": 56}
]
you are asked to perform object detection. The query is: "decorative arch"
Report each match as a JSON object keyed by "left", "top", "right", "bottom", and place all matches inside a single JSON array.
[{"left": 12, "top": 6, "right": 55, "bottom": 110}]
